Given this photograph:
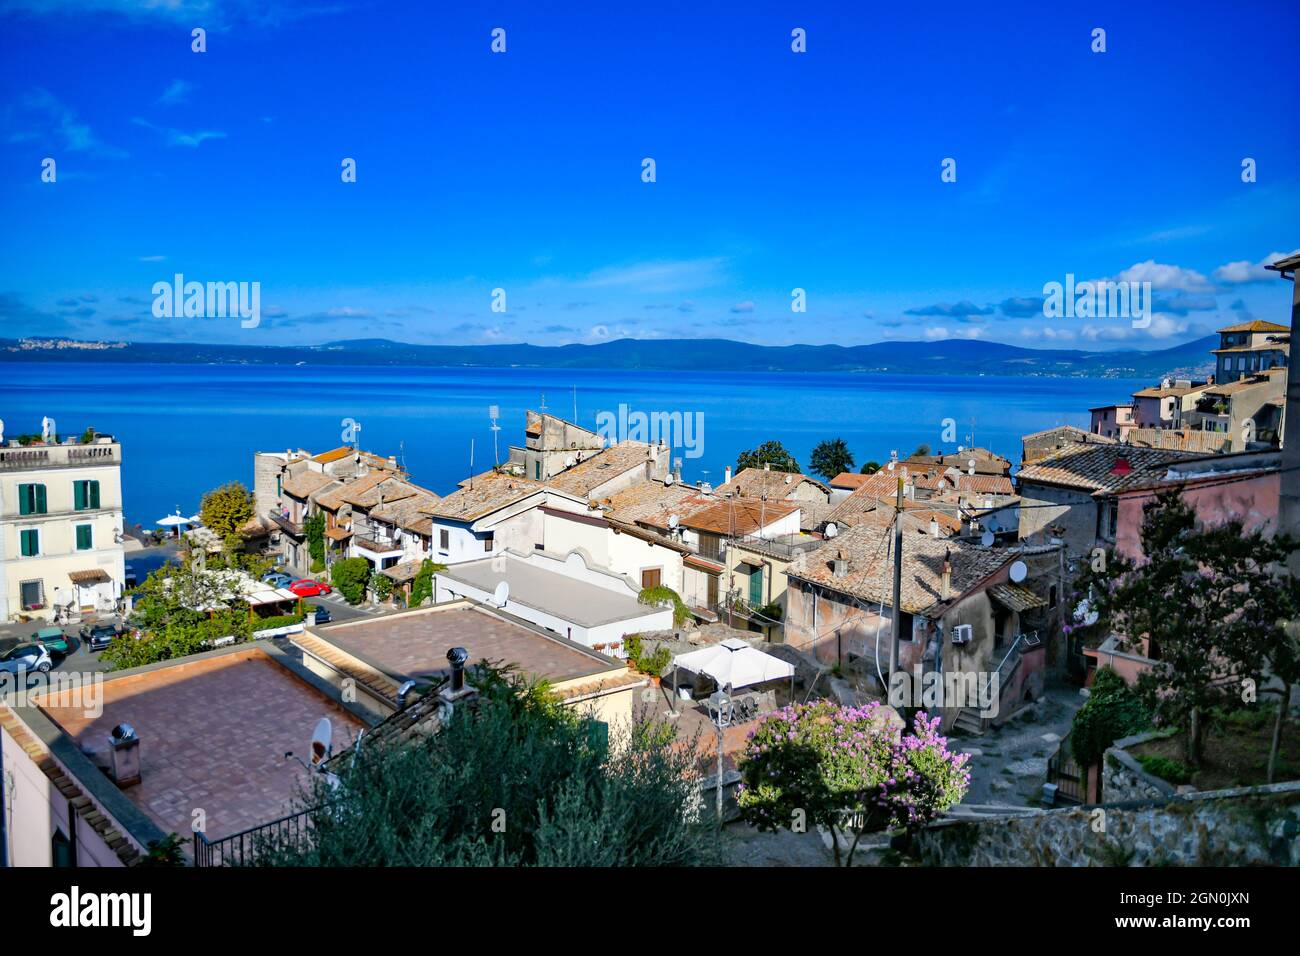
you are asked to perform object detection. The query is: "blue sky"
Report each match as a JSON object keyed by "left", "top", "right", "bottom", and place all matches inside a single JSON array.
[{"left": 1, "top": 0, "right": 1297, "bottom": 351}]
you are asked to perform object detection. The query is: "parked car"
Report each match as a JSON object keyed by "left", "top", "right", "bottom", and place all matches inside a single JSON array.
[
  {"left": 262, "top": 571, "right": 293, "bottom": 588},
  {"left": 30, "top": 626, "right": 71, "bottom": 655},
  {"left": 83, "top": 623, "right": 118, "bottom": 652},
  {"left": 0, "top": 643, "right": 52, "bottom": 675},
  {"left": 306, "top": 603, "right": 332, "bottom": 624},
  {"left": 289, "top": 579, "right": 332, "bottom": 598}
]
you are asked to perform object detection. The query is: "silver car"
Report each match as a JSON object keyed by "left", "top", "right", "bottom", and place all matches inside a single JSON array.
[{"left": 0, "top": 642, "right": 53, "bottom": 676}]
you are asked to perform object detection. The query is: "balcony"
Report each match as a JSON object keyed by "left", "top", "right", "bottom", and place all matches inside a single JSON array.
[
  {"left": 266, "top": 509, "right": 304, "bottom": 536},
  {"left": 0, "top": 443, "right": 120, "bottom": 472}
]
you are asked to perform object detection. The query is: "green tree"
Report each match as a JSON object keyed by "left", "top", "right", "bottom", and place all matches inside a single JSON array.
[
  {"left": 1069, "top": 667, "right": 1150, "bottom": 767},
  {"left": 105, "top": 561, "right": 252, "bottom": 670},
  {"left": 1085, "top": 491, "right": 1300, "bottom": 766},
  {"left": 911, "top": 443, "right": 931, "bottom": 458},
  {"left": 809, "top": 438, "right": 855, "bottom": 481},
  {"left": 330, "top": 557, "right": 372, "bottom": 604},
  {"left": 372, "top": 572, "right": 394, "bottom": 602},
  {"left": 859, "top": 460, "right": 882, "bottom": 475},
  {"left": 737, "top": 700, "right": 968, "bottom": 865},
  {"left": 736, "top": 440, "right": 801, "bottom": 475},
  {"left": 200, "top": 480, "right": 255, "bottom": 545},
  {"left": 408, "top": 558, "right": 444, "bottom": 608},
  {"left": 249, "top": 664, "right": 718, "bottom": 866},
  {"left": 305, "top": 511, "right": 326, "bottom": 565}
]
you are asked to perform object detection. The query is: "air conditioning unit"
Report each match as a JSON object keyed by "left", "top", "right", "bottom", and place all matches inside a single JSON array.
[{"left": 951, "top": 624, "right": 973, "bottom": 645}]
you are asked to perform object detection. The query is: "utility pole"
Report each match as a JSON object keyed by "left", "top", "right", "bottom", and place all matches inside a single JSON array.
[{"left": 889, "top": 473, "right": 904, "bottom": 680}]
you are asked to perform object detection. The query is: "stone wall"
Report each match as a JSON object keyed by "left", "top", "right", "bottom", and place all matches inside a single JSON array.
[
  {"left": 1101, "top": 730, "right": 1179, "bottom": 802},
  {"left": 915, "top": 780, "right": 1300, "bottom": 866}
]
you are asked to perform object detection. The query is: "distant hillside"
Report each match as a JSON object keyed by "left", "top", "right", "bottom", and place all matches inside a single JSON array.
[{"left": 0, "top": 334, "right": 1219, "bottom": 380}]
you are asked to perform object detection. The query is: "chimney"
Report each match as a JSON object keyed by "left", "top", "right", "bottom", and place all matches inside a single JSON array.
[
  {"left": 724, "top": 466, "right": 733, "bottom": 485},
  {"left": 832, "top": 548, "right": 850, "bottom": 578},
  {"left": 439, "top": 646, "right": 476, "bottom": 704},
  {"left": 108, "top": 723, "right": 141, "bottom": 788},
  {"left": 763, "top": 462, "right": 770, "bottom": 472},
  {"left": 940, "top": 549, "right": 952, "bottom": 601},
  {"left": 929, "top": 516, "right": 940, "bottom": 537}
]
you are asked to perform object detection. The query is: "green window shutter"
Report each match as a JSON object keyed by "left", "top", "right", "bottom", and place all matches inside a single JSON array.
[
  {"left": 76, "top": 524, "right": 93, "bottom": 550},
  {"left": 74, "top": 481, "right": 86, "bottom": 510},
  {"left": 89, "top": 480, "right": 100, "bottom": 509},
  {"left": 749, "top": 566, "right": 763, "bottom": 605},
  {"left": 18, "top": 484, "right": 31, "bottom": 516},
  {"left": 35, "top": 483, "right": 47, "bottom": 514},
  {"left": 21, "top": 529, "right": 39, "bottom": 557}
]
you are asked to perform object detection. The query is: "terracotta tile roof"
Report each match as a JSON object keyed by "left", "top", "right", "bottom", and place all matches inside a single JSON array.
[
  {"left": 380, "top": 558, "right": 425, "bottom": 584},
  {"left": 674, "top": 498, "right": 799, "bottom": 536},
  {"left": 282, "top": 471, "right": 337, "bottom": 499},
  {"left": 830, "top": 472, "right": 872, "bottom": 489},
  {"left": 554, "top": 669, "right": 648, "bottom": 701},
  {"left": 312, "top": 446, "right": 354, "bottom": 464},
  {"left": 316, "top": 471, "right": 390, "bottom": 510},
  {"left": 0, "top": 704, "right": 145, "bottom": 866},
  {"left": 796, "top": 499, "right": 838, "bottom": 531},
  {"left": 370, "top": 488, "right": 440, "bottom": 529},
  {"left": 1131, "top": 383, "right": 1208, "bottom": 398},
  {"left": 602, "top": 478, "right": 709, "bottom": 525},
  {"left": 341, "top": 477, "right": 421, "bottom": 509},
  {"left": 546, "top": 441, "right": 655, "bottom": 497},
  {"left": 1216, "top": 320, "right": 1289, "bottom": 334},
  {"left": 717, "top": 468, "right": 830, "bottom": 501},
  {"left": 787, "top": 524, "right": 1012, "bottom": 614},
  {"left": 1016, "top": 444, "right": 1200, "bottom": 495},
  {"left": 1212, "top": 343, "right": 1290, "bottom": 354},
  {"left": 325, "top": 526, "right": 353, "bottom": 541},
  {"left": 904, "top": 448, "right": 1011, "bottom": 475},
  {"left": 988, "top": 583, "right": 1047, "bottom": 612},
  {"left": 1203, "top": 369, "right": 1286, "bottom": 396},
  {"left": 426, "top": 472, "right": 547, "bottom": 522}
]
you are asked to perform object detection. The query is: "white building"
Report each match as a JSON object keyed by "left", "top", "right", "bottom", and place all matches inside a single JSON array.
[{"left": 0, "top": 425, "right": 126, "bottom": 621}]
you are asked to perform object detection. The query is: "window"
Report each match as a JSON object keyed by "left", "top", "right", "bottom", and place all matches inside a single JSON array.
[
  {"left": 1049, "top": 585, "right": 1058, "bottom": 609},
  {"left": 51, "top": 828, "right": 74, "bottom": 868},
  {"left": 439, "top": 529, "right": 450, "bottom": 551},
  {"left": 641, "top": 567, "right": 662, "bottom": 590},
  {"left": 534, "top": 461, "right": 541, "bottom": 480},
  {"left": 483, "top": 532, "right": 494, "bottom": 553},
  {"left": 75, "top": 524, "right": 93, "bottom": 551},
  {"left": 20, "top": 579, "right": 43, "bottom": 610},
  {"left": 748, "top": 565, "right": 763, "bottom": 605},
  {"left": 73, "top": 479, "right": 101, "bottom": 510},
  {"left": 20, "top": 528, "right": 39, "bottom": 557},
  {"left": 17, "top": 483, "right": 47, "bottom": 515}
]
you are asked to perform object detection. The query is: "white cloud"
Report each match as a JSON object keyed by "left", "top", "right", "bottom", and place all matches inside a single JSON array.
[
  {"left": 561, "top": 257, "right": 729, "bottom": 294},
  {"left": 1113, "top": 260, "right": 1212, "bottom": 293},
  {"left": 158, "top": 79, "right": 192, "bottom": 106},
  {"left": 1213, "top": 250, "right": 1300, "bottom": 284},
  {"left": 730, "top": 301, "right": 755, "bottom": 313}
]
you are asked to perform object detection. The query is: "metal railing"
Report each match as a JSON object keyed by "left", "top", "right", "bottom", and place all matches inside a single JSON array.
[
  {"left": 192, "top": 806, "right": 318, "bottom": 867},
  {"left": 982, "top": 631, "right": 1034, "bottom": 702},
  {"left": 0, "top": 445, "right": 119, "bottom": 471}
]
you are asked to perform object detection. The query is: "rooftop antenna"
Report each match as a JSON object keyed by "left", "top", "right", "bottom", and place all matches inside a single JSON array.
[
  {"left": 572, "top": 385, "right": 578, "bottom": 425},
  {"left": 539, "top": 392, "right": 548, "bottom": 416},
  {"left": 489, "top": 405, "right": 501, "bottom": 466},
  {"left": 469, "top": 438, "right": 475, "bottom": 491},
  {"left": 398, "top": 439, "right": 407, "bottom": 474}
]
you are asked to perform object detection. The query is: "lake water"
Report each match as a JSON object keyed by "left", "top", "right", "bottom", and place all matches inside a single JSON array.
[{"left": 1, "top": 363, "right": 1146, "bottom": 526}]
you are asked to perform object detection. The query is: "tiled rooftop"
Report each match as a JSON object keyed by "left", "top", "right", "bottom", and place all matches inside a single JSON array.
[
  {"left": 281, "top": 470, "right": 337, "bottom": 499},
  {"left": 602, "top": 478, "right": 710, "bottom": 525},
  {"left": 716, "top": 467, "right": 830, "bottom": 501},
  {"left": 426, "top": 471, "right": 547, "bottom": 521},
  {"left": 1015, "top": 443, "right": 1200, "bottom": 494},
  {"left": 671, "top": 498, "right": 800, "bottom": 536},
  {"left": 35, "top": 648, "right": 368, "bottom": 841},
  {"left": 311, "top": 605, "right": 620, "bottom": 684},
  {"left": 546, "top": 441, "right": 656, "bottom": 496},
  {"left": 787, "top": 523, "right": 1012, "bottom": 613}
]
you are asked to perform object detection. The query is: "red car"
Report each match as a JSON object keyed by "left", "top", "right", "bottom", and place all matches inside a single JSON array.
[{"left": 289, "top": 579, "right": 332, "bottom": 598}]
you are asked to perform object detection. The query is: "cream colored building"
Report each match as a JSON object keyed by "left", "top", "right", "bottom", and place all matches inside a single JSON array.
[{"left": 0, "top": 431, "right": 125, "bottom": 621}]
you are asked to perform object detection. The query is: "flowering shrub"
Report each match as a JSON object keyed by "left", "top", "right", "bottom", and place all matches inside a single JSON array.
[{"left": 737, "top": 699, "right": 969, "bottom": 865}]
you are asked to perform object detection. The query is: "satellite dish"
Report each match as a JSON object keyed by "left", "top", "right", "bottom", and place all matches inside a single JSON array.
[
  {"left": 663, "top": 473, "right": 675, "bottom": 486},
  {"left": 564, "top": 456, "right": 576, "bottom": 468},
  {"left": 1009, "top": 560, "right": 1028, "bottom": 583},
  {"left": 825, "top": 522, "right": 838, "bottom": 538},
  {"left": 981, "top": 530, "right": 995, "bottom": 548},
  {"left": 309, "top": 718, "right": 333, "bottom": 768},
  {"left": 492, "top": 580, "right": 510, "bottom": 606},
  {"left": 668, "top": 514, "right": 680, "bottom": 529}
]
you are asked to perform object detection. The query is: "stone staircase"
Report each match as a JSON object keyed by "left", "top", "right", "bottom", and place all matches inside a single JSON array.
[{"left": 952, "top": 707, "right": 985, "bottom": 736}]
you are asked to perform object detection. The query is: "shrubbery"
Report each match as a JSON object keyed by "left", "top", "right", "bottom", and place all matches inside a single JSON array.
[
  {"left": 330, "top": 557, "right": 372, "bottom": 604},
  {"left": 1070, "top": 666, "right": 1151, "bottom": 767}
]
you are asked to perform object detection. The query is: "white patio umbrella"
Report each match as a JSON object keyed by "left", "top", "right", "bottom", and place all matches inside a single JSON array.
[
  {"left": 156, "top": 510, "right": 192, "bottom": 537},
  {"left": 670, "top": 638, "right": 795, "bottom": 711}
]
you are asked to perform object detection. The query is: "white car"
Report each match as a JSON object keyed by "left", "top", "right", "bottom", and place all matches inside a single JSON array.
[{"left": 0, "top": 642, "right": 53, "bottom": 676}]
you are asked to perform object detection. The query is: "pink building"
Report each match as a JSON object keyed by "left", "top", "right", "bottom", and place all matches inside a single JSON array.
[{"left": 1089, "top": 403, "right": 1136, "bottom": 441}]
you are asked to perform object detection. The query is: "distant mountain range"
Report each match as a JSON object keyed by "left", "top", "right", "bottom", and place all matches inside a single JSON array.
[{"left": 0, "top": 334, "right": 1219, "bottom": 380}]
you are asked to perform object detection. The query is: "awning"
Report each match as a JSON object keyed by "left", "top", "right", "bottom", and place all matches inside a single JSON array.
[
  {"left": 988, "top": 583, "right": 1047, "bottom": 613},
  {"left": 671, "top": 638, "right": 795, "bottom": 690},
  {"left": 69, "top": 569, "right": 110, "bottom": 585},
  {"left": 381, "top": 559, "right": 423, "bottom": 584},
  {"left": 325, "top": 527, "right": 353, "bottom": 541}
]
